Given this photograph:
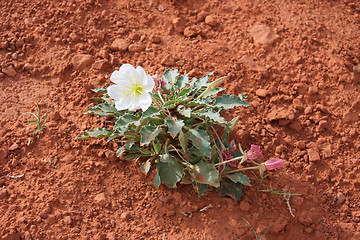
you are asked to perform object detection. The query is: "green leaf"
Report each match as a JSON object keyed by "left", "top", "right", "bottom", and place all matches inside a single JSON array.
[
  {"left": 202, "top": 87, "right": 226, "bottom": 98},
  {"left": 192, "top": 71, "right": 213, "bottom": 90},
  {"left": 189, "top": 160, "right": 220, "bottom": 187},
  {"left": 114, "top": 115, "right": 140, "bottom": 130},
  {"left": 153, "top": 142, "right": 161, "bottom": 153},
  {"left": 122, "top": 154, "right": 139, "bottom": 161},
  {"left": 166, "top": 118, "right": 184, "bottom": 138},
  {"left": 175, "top": 74, "right": 189, "bottom": 89},
  {"left": 192, "top": 182, "right": 209, "bottom": 197},
  {"left": 178, "top": 87, "right": 192, "bottom": 97},
  {"left": 140, "top": 159, "right": 151, "bottom": 175},
  {"left": 141, "top": 106, "right": 160, "bottom": 119},
  {"left": 178, "top": 107, "right": 191, "bottom": 118},
  {"left": 153, "top": 171, "right": 161, "bottom": 188},
  {"left": 188, "top": 129, "right": 211, "bottom": 158},
  {"left": 216, "top": 178, "right": 243, "bottom": 203},
  {"left": 157, "top": 154, "right": 184, "bottom": 188},
  {"left": 162, "top": 69, "right": 179, "bottom": 90},
  {"left": 198, "top": 110, "right": 226, "bottom": 124},
  {"left": 227, "top": 173, "right": 251, "bottom": 186},
  {"left": 140, "top": 125, "right": 162, "bottom": 146},
  {"left": 214, "top": 94, "right": 251, "bottom": 109},
  {"left": 76, "top": 128, "right": 112, "bottom": 140},
  {"left": 116, "top": 139, "right": 135, "bottom": 156},
  {"left": 178, "top": 131, "right": 188, "bottom": 152},
  {"left": 92, "top": 86, "right": 108, "bottom": 93},
  {"left": 85, "top": 103, "right": 119, "bottom": 117}
]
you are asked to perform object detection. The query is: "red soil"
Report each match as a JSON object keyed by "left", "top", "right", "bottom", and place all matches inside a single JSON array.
[{"left": 1, "top": 0, "right": 360, "bottom": 239}]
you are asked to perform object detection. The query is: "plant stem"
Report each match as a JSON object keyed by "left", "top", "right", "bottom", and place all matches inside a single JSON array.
[
  {"left": 214, "top": 155, "right": 245, "bottom": 166},
  {"left": 224, "top": 165, "right": 262, "bottom": 174}
]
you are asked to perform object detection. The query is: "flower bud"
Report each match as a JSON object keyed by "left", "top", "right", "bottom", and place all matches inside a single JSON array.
[
  {"left": 264, "top": 158, "right": 284, "bottom": 170},
  {"left": 229, "top": 115, "right": 240, "bottom": 132},
  {"left": 246, "top": 145, "right": 264, "bottom": 160}
]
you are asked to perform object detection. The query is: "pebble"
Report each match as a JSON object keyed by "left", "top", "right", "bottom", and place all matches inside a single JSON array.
[
  {"left": 150, "top": 35, "right": 161, "bottom": 44},
  {"left": 196, "top": 11, "right": 207, "bottom": 23},
  {"left": 308, "top": 85, "right": 318, "bottom": 95},
  {"left": 72, "top": 54, "right": 93, "bottom": 71},
  {"left": 205, "top": 15, "right": 218, "bottom": 26},
  {"left": 337, "top": 192, "right": 346, "bottom": 205},
  {"left": 270, "top": 217, "right": 288, "bottom": 233},
  {"left": 172, "top": 17, "right": 186, "bottom": 33},
  {"left": 98, "top": 49, "right": 109, "bottom": 59},
  {"left": 94, "top": 193, "right": 108, "bottom": 206},
  {"left": 255, "top": 89, "right": 269, "bottom": 98},
  {"left": 2, "top": 66, "right": 17, "bottom": 77},
  {"left": 51, "top": 112, "right": 62, "bottom": 121},
  {"left": 305, "top": 227, "right": 314, "bottom": 234},
  {"left": 107, "top": 232, "right": 116, "bottom": 240},
  {"left": 158, "top": 4, "right": 165, "bottom": 12},
  {"left": 239, "top": 201, "right": 251, "bottom": 212},
  {"left": 128, "top": 43, "right": 146, "bottom": 52},
  {"left": 15, "top": 38, "right": 24, "bottom": 48},
  {"left": 343, "top": 112, "right": 359, "bottom": 124},
  {"left": 93, "top": 60, "right": 111, "bottom": 71},
  {"left": 9, "top": 142, "right": 20, "bottom": 151},
  {"left": 23, "top": 63, "right": 33, "bottom": 71},
  {"left": 120, "top": 211, "right": 131, "bottom": 221},
  {"left": 64, "top": 216, "right": 72, "bottom": 225},
  {"left": 289, "top": 121, "right": 302, "bottom": 132},
  {"left": 0, "top": 147, "right": 9, "bottom": 159},
  {"left": 110, "top": 38, "right": 129, "bottom": 51},
  {"left": 0, "top": 188, "right": 8, "bottom": 199},
  {"left": 307, "top": 148, "right": 321, "bottom": 162},
  {"left": 161, "top": 54, "right": 178, "bottom": 66},
  {"left": 250, "top": 24, "right": 279, "bottom": 45}
]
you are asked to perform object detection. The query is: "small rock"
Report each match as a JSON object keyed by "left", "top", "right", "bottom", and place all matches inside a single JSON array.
[
  {"left": 308, "top": 148, "right": 321, "bottom": 162},
  {"left": 51, "top": 112, "right": 62, "bottom": 121},
  {"left": 337, "top": 193, "right": 346, "bottom": 205},
  {"left": 308, "top": 86, "right": 318, "bottom": 95},
  {"left": 250, "top": 24, "right": 279, "bottom": 45},
  {"left": 343, "top": 112, "right": 359, "bottom": 124},
  {"left": 183, "top": 27, "right": 198, "bottom": 38},
  {"left": 196, "top": 11, "right": 207, "bottom": 23},
  {"left": 16, "top": 38, "right": 24, "bottom": 48},
  {"left": 69, "top": 32, "right": 80, "bottom": 42},
  {"left": 93, "top": 60, "right": 111, "bottom": 71},
  {"left": 321, "top": 144, "right": 332, "bottom": 158},
  {"left": 98, "top": 49, "right": 109, "bottom": 59},
  {"left": 270, "top": 217, "right": 288, "bottom": 233},
  {"left": 161, "top": 54, "right": 178, "bottom": 66},
  {"left": 305, "top": 228, "right": 314, "bottom": 234},
  {"left": 255, "top": 89, "right": 269, "bottom": 98},
  {"left": 109, "top": 54, "right": 120, "bottom": 66},
  {"left": 110, "top": 38, "right": 129, "bottom": 51},
  {"left": 64, "top": 216, "right": 72, "bottom": 225},
  {"left": 239, "top": 201, "right": 251, "bottom": 212},
  {"left": 240, "top": 55, "right": 266, "bottom": 72},
  {"left": 172, "top": 17, "right": 186, "bottom": 33},
  {"left": 289, "top": 121, "right": 302, "bottom": 132},
  {"left": 304, "top": 106, "right": 312, "bottom": 115},
  {"left": 23, "top": 63, "right": 33, "bottom": 71},
  {"left": 17, "top": 216, "right": 26, "bottom": 224},
  {"left": 128, "top": 43, "right": 146, "bottom": 52},
  {"left": 0, "top": 188, "right": 8, "bottom": 199},
  {"left": 150, "top": 35, "right": 161, "bottom": 44},
  {"left": 0, "top": 147, "right": 9, "bottom": 160},
  {"left": 106, "top": 232, "right": 116, "bottom": 240},
  {"left": 267, "top": 107, "right": 295, "bottom": 122},
  {"left": 120, "top": 211, "right": 131, "bottom": 221},
  {"left": 158, "top": 4, "right": 165, "bottom": 12},
  {"left": 94, "top": 193, "right": 108, "bottom": 206},
  {"left": 9, "top": 143, "right": 20, "bottom": 151},
  {"left": 205, "top": 15, "right": 218, "bottom": 26},
  {"left": 72, "top": 54, "right": 93, "bottom": 71},
  {"left": 0, "top": 41, "right": 8, "bottom": 49},
  {"left": 2, "top": 66, "right": 17, "bottom": 77},
  {"left": 24, "top": 231, "right": 32, "bottom": 240}
]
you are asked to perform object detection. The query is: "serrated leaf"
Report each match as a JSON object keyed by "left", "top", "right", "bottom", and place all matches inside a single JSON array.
[
  {"left": 178, "top": 87, "right": 192, "bottom": 96},
  {"left": 166, "top": 118, "right": 184, "bottom": 138},
  {"left": 188, "top": 129, "right": 211, "bottom": 158},
  {"left": 157, "top": 154, "right": 184, "bottom": 188},
  {"left": 216, "top": 178, "right": 243, "bottom": 203},
  {"left": 192, "top": 71, "right": 213, "bottom": 90},
  {"left": 189, "top": 160, "right": 220, "bottom": 187},
  {"left": 192, "top": 182, "right": 209, "bottom": 197},
  {"left": 214, "top": 94, "right": 251, "bottom": 109},
  {"left": 175, "top": 74, "right": 189, "bottom": 88},
  {"left": 178, "top": 107, "right": 191, "bottom": 118},
  {"left": 227, "top": 173, "right": 251, "bottom": 186},
  {"left": 123, "top": 154, "right": 139, "bottom": 161},
  {"left": 178, "top": 131, "right": 188, "bottom": 152},
  {"left": 162, "top": 69, "right": 179, "bottom": 90},
  {"left": 202, "top": 87, "right": 226, "bottom": 98},
  {"left": 85, "top": 102, "right": 119, "bottom": 117},
  {"left": 140, "top": 159, "right": 151, "bottom": 175},
  {"left": 198, "top": 110, "right": 226, "bottom": 124},
  {"left": 114, "top": 115, "right": 140, "bottom": 130},
  {"left": 141, "top": 106, "right": 160, "bottom": 119},
  {"left": 92, "top": 86, "right": 108, "bottom": 93},
  {"left": 116, "top": 139, "right": 135, "bottom": 156},
  {"left": 153, "top": 171, "right": 161, "bottom": 188},
  {"left": 140, "top": 125, "right": 162, "bottom": 146},
  {"left": 76, "top": 128, "right": 112, "bottom": 140}
]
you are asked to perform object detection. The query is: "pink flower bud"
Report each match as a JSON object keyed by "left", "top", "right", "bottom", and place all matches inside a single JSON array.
[
  {"left": 264, "top": 158, "right": 284, "bottom": 170},
  {"left": 246, "top": 144, "right": 264, "bottom": 160}
]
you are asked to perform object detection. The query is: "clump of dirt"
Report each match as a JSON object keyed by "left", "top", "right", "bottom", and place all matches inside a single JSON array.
[{"left": 1, "top": 0, "right": 360, "bottom": 239}]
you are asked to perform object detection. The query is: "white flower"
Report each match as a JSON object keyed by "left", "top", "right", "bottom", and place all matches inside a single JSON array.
[{"left": 107, "top": 64, "right": 155, "bottom": 112}]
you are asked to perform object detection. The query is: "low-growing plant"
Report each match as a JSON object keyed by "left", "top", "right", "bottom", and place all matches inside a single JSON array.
[
  {"left": 77, "top": 64, "right": 284, "bottom": 202},
  {"left": 24, "top": 104, "right": 49, "bottom": 145}
]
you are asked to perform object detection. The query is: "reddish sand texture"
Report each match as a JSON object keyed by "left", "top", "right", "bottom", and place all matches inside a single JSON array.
[{"left": 1, "top": 0, "right": 360, "bottom": 239}]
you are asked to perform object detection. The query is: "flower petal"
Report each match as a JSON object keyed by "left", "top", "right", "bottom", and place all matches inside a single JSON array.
[
  {"left": 143, "top": 75, "right": 155, "bottom": 92},
  {"left": 111, "top": 64, "right": 136, "bottom": 84},
  {"left": 138, "top": 93, "right": 152, "bottom": 111},
  {"left": 107, "top": 85, "right": 125, "bottom": 100},
  {"left": 114, "top": 94, "right": 132, "bottom": 111}
]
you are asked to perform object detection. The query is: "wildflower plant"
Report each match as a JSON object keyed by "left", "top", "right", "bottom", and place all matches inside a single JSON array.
[{"left": 77, "top": 64, "right": 284, "bottom": 202}]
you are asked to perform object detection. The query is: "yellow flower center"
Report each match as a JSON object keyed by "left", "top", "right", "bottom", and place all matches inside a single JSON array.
[{"left": 132, "top": 83, "right": 143, "bottom": 96}]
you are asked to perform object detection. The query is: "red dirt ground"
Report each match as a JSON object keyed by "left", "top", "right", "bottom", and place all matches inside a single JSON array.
[{"left": 1, "top": 0, "right": 360, "bottom": 239}]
